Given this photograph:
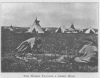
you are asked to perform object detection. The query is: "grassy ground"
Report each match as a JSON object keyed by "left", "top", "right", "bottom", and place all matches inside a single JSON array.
[{"left": 1, "top": 30, "right": 98, "bottom": 72}]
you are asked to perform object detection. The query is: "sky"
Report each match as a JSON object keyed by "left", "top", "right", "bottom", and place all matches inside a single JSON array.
[{"left": 1, "top": 3, "right": 98, "bottom": 29}]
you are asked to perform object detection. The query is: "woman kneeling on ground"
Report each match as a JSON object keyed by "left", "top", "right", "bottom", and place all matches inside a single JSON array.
[{"left": 15, "top": 37, "right": 42, "bottom": 57}]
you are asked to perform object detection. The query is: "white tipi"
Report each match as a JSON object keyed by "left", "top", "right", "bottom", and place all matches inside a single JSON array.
[
  {"left": 79, "top": 29, "right": 83, "bottom": 33},
  {"left": 45, "top": 28, "right": 50, "bottom": 32},
  {"left": 27, "top": 18, "right": 44, "bottom": 33},
  {"left": 85, "top": 27, "right": 95, "bottom": 34},
  {"left": 55, "top": 27, "right": 66, "bottom": 33}
]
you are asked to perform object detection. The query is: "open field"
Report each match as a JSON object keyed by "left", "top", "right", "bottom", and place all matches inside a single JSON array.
[{"left": 1, "top": 30, "right": 98, "bottom": 72}]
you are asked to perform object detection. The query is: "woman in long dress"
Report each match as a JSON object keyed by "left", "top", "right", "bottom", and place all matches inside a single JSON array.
[
  {"left": 15, "top": 37, "right": 42, "bottom": 57},
  {"left": 74, "top": 38, "right": 98, "bottom": 63}
]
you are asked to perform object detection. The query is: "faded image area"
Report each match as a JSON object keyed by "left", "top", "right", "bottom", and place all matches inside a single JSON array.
[{"left": 1, "top": 3, "right": 98, "bottom": 72}]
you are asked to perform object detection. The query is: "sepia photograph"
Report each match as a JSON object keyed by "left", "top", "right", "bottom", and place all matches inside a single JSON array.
[{"left": 1, "top": 2, "right": 98, "bottom": 74}]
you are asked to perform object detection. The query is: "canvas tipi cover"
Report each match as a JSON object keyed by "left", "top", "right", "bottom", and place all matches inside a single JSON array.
[
  {"left": 67, "top": 24, "right": 78, "bottom": 33},
  {"left": 69, "top": 24, "right": 75, "bottom": 31},
  {"left": 9, "top": 25, "right": 14, "bottom": 31},
  {"left": 55, "top": 27, "right": 66, "bottom": 33},
  {"left": 79, "top": 29, "right": 83, "bottom": 33},
  {"left": 85, "top": 27, "right": 95, "bottom": 34},
  {"left": 28, "top": 18, "right": 44, "bottom": 33},
  {"left": 45, "top": 28, "right": 49, "bottom": 31}
]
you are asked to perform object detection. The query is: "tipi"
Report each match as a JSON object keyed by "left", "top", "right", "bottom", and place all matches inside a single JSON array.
[
  {"left": 69, "top": 24, "right": 75, "bottom": 31},
  {"left": 85, "top": 27, "right": 95, "bottom": 34},
  {"left": 67, "top": 24, "right": 78, "bottom": 33},
  {"left": 55, "top": 27, "right": 66, "bottom": 33},
  {"left": 45, "top": 28, "right": 49, "bottom": 32},
  {"left": 27, "top": 18, "right": 44, "bottom": 33},
  {"left": 9, "top": 25, "right": 14, "bottom": 31},
  {"left": 79, "top": 29, "right": 83, "bottom": 33}
]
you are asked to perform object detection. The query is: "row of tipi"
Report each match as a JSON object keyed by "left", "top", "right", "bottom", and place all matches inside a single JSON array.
[
  {"left": 27, "top": 18, "right": 97, "bottom": 34},
  {"left": 6, "top": 18, "right": 98, "bottom": 34},
  {"left": 55, "top": 24, "right": 79, "bottom": 33}
]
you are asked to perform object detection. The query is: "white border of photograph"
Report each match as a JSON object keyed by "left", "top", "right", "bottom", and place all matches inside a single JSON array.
[{"left": 0, "top": 0, "right": 100, "bottom": 78}]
